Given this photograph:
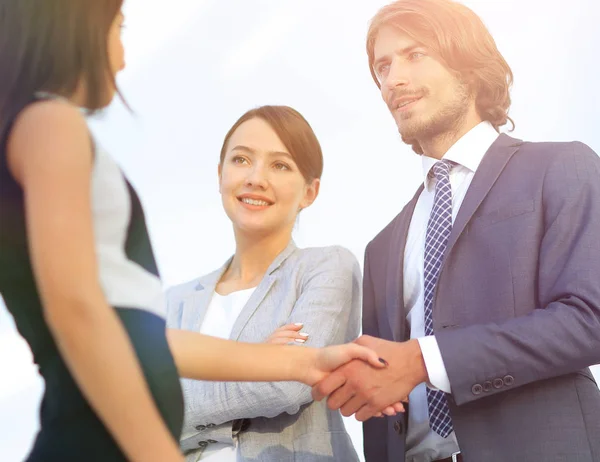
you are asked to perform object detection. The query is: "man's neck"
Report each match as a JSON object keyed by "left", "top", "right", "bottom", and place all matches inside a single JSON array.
[{"left": 420, "top": 116, "right": 484, "bottom": 160}]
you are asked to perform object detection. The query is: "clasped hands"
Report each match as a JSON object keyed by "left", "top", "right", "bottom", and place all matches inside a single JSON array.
[
  {"left": 312, "top": 335, "right": 429, "bottom": 421},
  {"left": 264, "top": 324, "right": 428, "bottom": 420}
]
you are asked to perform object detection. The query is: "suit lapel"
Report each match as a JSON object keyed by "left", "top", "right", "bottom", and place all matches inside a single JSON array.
[
  {"left": 443, "top": 133, "right": 522, "bottom": 263},
  {"left": 179, "top": 262, "right": 231, "bottom": 333},
  {"left": 387, "top": 186, "right": 423, "bottom": 342},
  {"left": 230, "top": 241, "right": 297, "bottom": 340},
  {"left": 384, "top": 134, "right": 522, "bottom": 339}
]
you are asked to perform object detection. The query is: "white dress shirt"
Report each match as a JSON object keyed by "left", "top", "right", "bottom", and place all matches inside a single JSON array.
[
  {"left": 194, "top": 287, "right": 256, "bottom": 462},
  {"left": 404, "top": 122, "right": 499, "bottom": 462}
]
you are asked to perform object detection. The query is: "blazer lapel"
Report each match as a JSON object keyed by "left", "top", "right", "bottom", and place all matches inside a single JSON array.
[
  {"left": 179, "top": 262, "right": 231, "bottom": 333},
  {"left": 443, "top": 133, "right": 523, "bottom": 262},
  {"left": 386, "top": 186, "right": 423, "bottom": 342},
  {"left": 230, "top": 241, "right": 298, "bottom": 340}
]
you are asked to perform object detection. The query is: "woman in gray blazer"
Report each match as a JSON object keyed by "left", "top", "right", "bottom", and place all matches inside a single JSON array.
[{"left": 166, "top": 105, "right": 362, "bottom": 461}]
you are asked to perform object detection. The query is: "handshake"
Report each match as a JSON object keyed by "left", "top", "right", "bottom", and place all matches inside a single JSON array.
[{"left": 297, "top": 333, "right": 429, "bottom": 421}]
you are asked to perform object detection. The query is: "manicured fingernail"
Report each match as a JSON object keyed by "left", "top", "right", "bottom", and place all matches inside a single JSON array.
[
  {"left": 299, "top": 332, "right": 309, "bottom": 337},
  {"left": 378, "top": 357, "right": 389, "bottom": 367},
  {"left": 294, "top": 323, "right": 303, "bottom": 326},
  {"left": 295, "top": 338, "right": 306, "bottom": 343}
]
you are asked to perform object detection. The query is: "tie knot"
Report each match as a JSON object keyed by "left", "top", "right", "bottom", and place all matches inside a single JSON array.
[{"left": 432, "top": 160, "right": 453, "bottom": 180}]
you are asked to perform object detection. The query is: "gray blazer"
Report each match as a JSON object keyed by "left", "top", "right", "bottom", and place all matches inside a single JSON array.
[
  {"left": 166, "top": 242, "right": 361, "bottom": 461},
  {"left": 363, "top": 134, "right": 600, "bottom": 462}
]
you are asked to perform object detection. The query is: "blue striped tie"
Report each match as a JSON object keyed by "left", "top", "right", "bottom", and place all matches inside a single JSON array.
[{"left": 423, "top": 160, "right": 454, "bottom": 438}]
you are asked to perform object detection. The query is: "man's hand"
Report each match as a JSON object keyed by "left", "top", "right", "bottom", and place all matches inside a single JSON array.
[{"left": 311, "top": 335, "right": 429, "bottom": 421}]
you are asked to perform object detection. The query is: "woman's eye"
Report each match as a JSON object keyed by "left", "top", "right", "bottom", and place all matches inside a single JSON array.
[{"left": 274, "top": 162, "right": 290, "bottom": 171}]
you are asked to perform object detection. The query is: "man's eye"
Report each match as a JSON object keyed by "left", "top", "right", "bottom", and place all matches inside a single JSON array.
[{"left": 377, "top": 63, "right": 390, "bottom": 77}]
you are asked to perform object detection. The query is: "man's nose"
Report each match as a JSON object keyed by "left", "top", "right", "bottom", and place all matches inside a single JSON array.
[{"left": 384, "top": 60, "right": 410, "bottom": 91}]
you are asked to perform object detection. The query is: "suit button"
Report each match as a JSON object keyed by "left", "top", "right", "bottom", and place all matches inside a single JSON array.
[
  {"left": 195, "top": 425, "right": 206, "bottom": 431},
  {"left": 483, "top": 381, "right": 493, "bottom": 392},
  {"left": 493, "top": 378, "right": 504, "bottom": 389},
  {"left": 198, "top": 441, "right": 208, "bottom": 448},
  {"left": 503, "top": 375, "right": 515, "bottom": 386},
  {"left": 472, "top": 383, "right": 483, "bottom": 395},
  {"left": 393, "top": 420, "right": 404, "bottom": 435}
]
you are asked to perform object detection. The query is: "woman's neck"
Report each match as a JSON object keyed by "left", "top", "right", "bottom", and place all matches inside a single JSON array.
[{"left": 216, "top": 229, "right": 292, "bottom": 294}]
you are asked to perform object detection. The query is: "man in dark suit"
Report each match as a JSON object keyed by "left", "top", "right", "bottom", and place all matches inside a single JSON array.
[{"left": 312, "top": 0, "right": 600, "bottom": 461}]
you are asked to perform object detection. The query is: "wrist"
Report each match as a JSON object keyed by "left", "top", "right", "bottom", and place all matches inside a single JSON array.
[
  {"left": 287, "top": 345, "right": 314, "bottom": 384},
  {"left": 408, "top": 339, "right": 429, "bottom": 385}
]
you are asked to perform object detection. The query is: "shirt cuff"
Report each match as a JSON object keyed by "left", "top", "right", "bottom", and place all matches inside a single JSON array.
[{"left": 417, "top": 336, "right": 451, "bottom": 393}]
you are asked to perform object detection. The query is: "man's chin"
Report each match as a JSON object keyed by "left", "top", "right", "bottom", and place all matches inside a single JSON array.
[
  {"left": 395, "top": 114, "right": 421, "bottom": 135},
  {"left": 400, "top": 132, "right": 416, "bottom": 144},
  {"left": 397, "top": 124, "right": 419, "bottom": 144}
]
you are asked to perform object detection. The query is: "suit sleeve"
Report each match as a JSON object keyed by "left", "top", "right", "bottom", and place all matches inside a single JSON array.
[
  {"left": 361, "top": 243, "right": 390, "bottom": 462},
  {"left": 180, "top": 247, "right": 362, "bottom": 426},
  {"left": 437, "top": 141, "right": 600, "bottom": 406}
]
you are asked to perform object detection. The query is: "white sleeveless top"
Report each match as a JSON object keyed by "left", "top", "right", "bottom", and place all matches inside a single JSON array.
[{"left": 195, "top": 288, "right": 255, "bottom": 462}]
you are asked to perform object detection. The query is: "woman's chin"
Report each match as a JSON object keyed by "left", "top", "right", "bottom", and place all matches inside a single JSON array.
[{"left": 233, "top": 222, "right": 276, "bottom": 237}]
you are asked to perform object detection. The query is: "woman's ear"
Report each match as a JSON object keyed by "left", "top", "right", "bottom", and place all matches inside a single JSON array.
[
  {"left": 217, "top": 163, "right": 222, "bottom": 193},
  {"left": 300, "top": 178, "right": 320, "bottom": 210}
]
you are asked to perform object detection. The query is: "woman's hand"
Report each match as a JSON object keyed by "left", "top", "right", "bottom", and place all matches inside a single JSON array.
[
  {"left": 265, "top": 323, "right": 309, "bottom": 344},
  {"left": 301, "top": 342, "right": 387, "bottom": 386},
  {"left": 374, "top": 401, "right": 407, "bottom": 417}
]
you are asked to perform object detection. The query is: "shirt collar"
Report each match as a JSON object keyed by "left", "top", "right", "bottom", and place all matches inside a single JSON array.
[{"left": 421, "top": 121, "right": 499, "bottom": 190}]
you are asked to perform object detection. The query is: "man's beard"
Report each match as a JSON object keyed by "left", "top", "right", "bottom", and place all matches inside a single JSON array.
[{"left": 397, "top": 84, "right": 472, "bottom": 151}]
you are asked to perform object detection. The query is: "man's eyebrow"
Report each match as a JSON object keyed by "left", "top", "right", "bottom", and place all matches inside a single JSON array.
[{"left": 374, "top": 45, "right": 425, "bottom": 67}]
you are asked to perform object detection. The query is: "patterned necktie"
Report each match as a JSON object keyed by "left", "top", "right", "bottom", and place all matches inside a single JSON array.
[{"left": 423, "top": 160, "right": 454, "bottom": 438}]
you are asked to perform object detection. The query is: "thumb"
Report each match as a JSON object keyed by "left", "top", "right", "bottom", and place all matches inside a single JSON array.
[{"left": 346, "top": 344, "right": 387, "bottom": 369}]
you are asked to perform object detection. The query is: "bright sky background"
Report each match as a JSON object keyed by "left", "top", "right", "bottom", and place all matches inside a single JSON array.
[{"left": 1, "top": 0, "right": 599, "bottom": 460}]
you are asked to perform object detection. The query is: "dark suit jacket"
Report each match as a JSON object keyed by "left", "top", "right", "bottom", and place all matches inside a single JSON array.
[{"left": 363, "top": 134, "right": 600, "bottom": 462}]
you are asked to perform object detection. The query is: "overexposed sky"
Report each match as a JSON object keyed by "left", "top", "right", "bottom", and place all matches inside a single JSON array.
[{"left": 1, "top": 1, "right": 599, "bottom": 460}]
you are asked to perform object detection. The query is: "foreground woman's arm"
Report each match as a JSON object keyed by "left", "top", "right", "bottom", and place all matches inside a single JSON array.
[{"left": 167, "top": 328, "right": 385, "bottom": 386}]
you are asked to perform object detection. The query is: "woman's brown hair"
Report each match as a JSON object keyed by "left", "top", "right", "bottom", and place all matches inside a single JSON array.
[
  {"left": 0, "top": 0, "right": 124, "bottom": 134},
  {"left": 219, "top": 106, "right": 324, "bottom": 183},
  {"left": 367, "top": 0, "right": 514, "bottom": 137}
]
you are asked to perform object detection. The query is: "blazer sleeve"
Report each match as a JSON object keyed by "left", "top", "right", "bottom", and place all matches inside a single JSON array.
[
  {"left": 164, "top": 285, "right": 183, "bottom": 329},
  {"left": 436, "top": 141, "right": 600, "bottom": 406},
  {"left": 361, "top": 243, "right": 390, "bottom": 462},
  {"left": 181, "top": 246, "right": 362, "bottom": 426}
]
